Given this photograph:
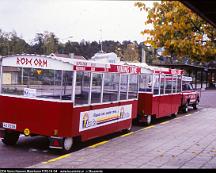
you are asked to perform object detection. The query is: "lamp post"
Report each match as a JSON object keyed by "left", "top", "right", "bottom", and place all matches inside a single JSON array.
[{"left": 99, "top": 28, "right": 103, "bottom": 53}]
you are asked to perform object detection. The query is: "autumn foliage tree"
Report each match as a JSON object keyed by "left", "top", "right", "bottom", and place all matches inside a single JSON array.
[
  {"left": 135, "top": 1, "right": 216, "bottom": 63},
  {"left": 122, "top": 43, "right": 139, "bottom": 62}
]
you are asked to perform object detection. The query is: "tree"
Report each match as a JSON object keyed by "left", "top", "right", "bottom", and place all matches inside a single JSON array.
[
  {"left": 43, "top": 31, "right": 59, "bottom": 54},
  {"left": 10, "top": 31, "right": 29, "bottom": 54},
  {"left": 122, "top": 42, "right": 139, "bottom": 62},
  {"left": 30, "top": 33, "right": 44, "bottom": 54},
  {"left": 0, "top": 30, "right": 29, "bottom": 55},
  {"left": 30, "top": 31, "right": 59, "bottom": 55},
  {"left": 0, "top": 29, "right": 10, "bottom": 55},
  {"left": 135, "top": 1, "right": 216, "bottom": 63}
]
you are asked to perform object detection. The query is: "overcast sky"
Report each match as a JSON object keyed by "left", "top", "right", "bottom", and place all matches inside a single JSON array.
[{"left": 0, "top": 0, "right": 155, "bottom": 43}]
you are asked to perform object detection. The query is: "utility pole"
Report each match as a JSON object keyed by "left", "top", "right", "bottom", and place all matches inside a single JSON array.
[
  {"left": 141, "top": 47, "right": 146, "bottom": 63},
  {"left": 99, "top": 28, "right": 103, "bottom": 53}
]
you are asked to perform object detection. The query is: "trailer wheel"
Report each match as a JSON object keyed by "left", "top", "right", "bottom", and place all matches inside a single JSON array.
[
  {"left": 2, "top": 130, "right": 20, "bottom": 145},
  {"left": 62, "top": 137, "right": 73, "bottom": 153},
  {"left": 183, "top": 103, "right": 189, "bottom": 113},
  {"left": 171, "top": 112, "right": 178, "bottom": 118},
  {"left": 192, "top": 99, "right": 199, "bottom": 110},
  {"left": 146, "top": 115, "right": 152, "bottom": 126},
  {"left": 122, "top": 123, "right": 132, "bottom": 133}
]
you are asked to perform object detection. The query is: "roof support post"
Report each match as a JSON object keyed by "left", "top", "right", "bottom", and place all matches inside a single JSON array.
[
  {"left": 188, "top": 70, "right": 191, "bottom": 77},
  {"left": 206, "top": 71, "right": 208, "bottom": 88},
  {"left": 200, "top": 70, "right": 203, "bottom": 89},
  {"left": 195, "top": 70, "right": 198, "bottom": 89}
]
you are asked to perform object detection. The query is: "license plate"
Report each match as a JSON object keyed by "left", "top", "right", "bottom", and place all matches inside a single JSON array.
[{"left": 3, "top": 122, "right": 16, "bottom": 130}]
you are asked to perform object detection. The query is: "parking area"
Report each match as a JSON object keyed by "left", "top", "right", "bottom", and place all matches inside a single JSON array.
[{"left": 27, "top": 90, "right": 216, "bottom": 169}]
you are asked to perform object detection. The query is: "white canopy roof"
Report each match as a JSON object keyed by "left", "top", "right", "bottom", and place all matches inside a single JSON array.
[
  {"left": 1, "top": 54, "right": 110, "bottom": 71},
  {"left": 91, "top": 52, "right": 121, "bottom": 64}
]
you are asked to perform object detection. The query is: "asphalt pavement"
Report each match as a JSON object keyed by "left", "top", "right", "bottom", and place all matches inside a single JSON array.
[{"left": 26, "top": 90, "right": 216, "bottom": 169}]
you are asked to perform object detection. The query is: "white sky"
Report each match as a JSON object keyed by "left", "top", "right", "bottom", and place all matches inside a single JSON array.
[{"left": 0, "top": 0, "right": 155, "bottom": 43}]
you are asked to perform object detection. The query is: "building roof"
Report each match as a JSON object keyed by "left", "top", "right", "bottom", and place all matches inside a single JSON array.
[
  {"left": 50, "top": 53, "right": 86, "bottom": 60},
  {"left": 181, "top": 0, "right": 216, "bottom": 28}
]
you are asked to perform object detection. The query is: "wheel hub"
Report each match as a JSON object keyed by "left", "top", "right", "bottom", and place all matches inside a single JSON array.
[
  {"left": 64, "top": 137, "right": 73, "bottom": 151},
  {"left": 147, "top": 115, "right": 151, "bottom": 124}
]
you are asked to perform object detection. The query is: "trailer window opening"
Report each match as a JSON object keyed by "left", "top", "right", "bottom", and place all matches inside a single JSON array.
[
  {"left": 62, "top": 71, "right": 73, "bottom": 100},
  {"left": 160, "top": 74, "right": 165, "bottom": 95},
  {"left": 128, "top": 74, "right": 138, "bottom": 99},
  {"left": 172, "top": 75, "right": 177, "bottom": 93},
  {"left": 2, "top": 66, "right": 22, "bottom": 95},
  {"left": 153, "top": 74, "right": 160, "bottom": 95},
  {"left": 177, "top": 76, "right": 182, "bottom": 92},
  {"left": 75, "top": 71, "right": 91, "bottom": 105},
  {"left": 91, "top": 73, "right": 103, "bottom": 104},
  {"left": 120, "top": 74, "right": 128, "bottom": 100},
  {"left": 2, "top": 66, "right": 74, "bottom": 100},
  {"left": 103, "top": 73, "right": 120, "bottom": 102},
  {"left": 139, "top": 74, "right": 152, "bottom": 93},
  {"left": 165, "top": 75, "right": 172, "bottom": 94}
]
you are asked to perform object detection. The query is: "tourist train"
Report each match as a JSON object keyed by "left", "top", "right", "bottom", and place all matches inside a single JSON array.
[{"left": 0, "top": 53, "right": 199, "bottom": 152}]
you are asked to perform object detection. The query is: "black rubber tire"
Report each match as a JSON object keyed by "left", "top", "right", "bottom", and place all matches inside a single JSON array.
[
  {"left": 192, "top": 100, "right": 199, "bottom": 110},
  {"left": 122, "top": 123, "right": 132, "bottom": 133},
  {"left": 182, "top": 103, "right": 189, "bottom": 113},
  {"left": 171, "top": 112, "right": 178, "bottom": 118},
  {"left": 2, "top": 131, "right": 20, "bottom": 145},
  {"left": 135, "top": 114, "right": 142, "bottom": 125}
]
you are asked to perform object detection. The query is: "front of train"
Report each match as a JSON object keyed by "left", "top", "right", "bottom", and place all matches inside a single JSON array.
[{"left": 0, "top": 54, "right": 75, "bottom": 149}]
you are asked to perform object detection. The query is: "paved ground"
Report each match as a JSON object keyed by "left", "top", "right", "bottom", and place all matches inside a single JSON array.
[
  {"left": 199, "top": 90, "right": 216, "bottom": 108},
  {"left": 0, "top": 135, "right": 57, "bottom": 168},
  {"left": 28, "top": 90, "right": 216, "bottom": 169}
]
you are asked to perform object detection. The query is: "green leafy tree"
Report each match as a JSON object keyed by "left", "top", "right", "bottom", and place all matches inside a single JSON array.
[
  {"left": 135, "top": 1, "right": 216, "bottom": 63},
  {"left": 0, "top": 30, "right": 29, "bottom": 55},
  {"left": 10, "top": 31, "right": 29, "bottom": 54},
  {"left": 0, "top": 30, "right": 10, "bottom": 55}
]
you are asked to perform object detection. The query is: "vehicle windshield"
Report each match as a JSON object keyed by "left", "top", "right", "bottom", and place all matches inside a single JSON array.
[{"left": 182, "top": 83, "right": 193, "bottom": 91}]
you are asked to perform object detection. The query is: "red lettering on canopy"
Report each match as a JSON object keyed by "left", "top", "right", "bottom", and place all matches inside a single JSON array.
[
  {"left": 16, "top": 57, "right": 48, "bottom": 68},
  {"left": 34, "top": 59, "right": 39, "bottom": 66},
  {"left": 16, "top": 57, "right": 21, "bottom": 65},
  {"left": 21, "top": 58, "right": 25, "bottom": 65},
  {"left": 17, "top": 57, "right": 32, "bottom": 65},
  {"left": 117, "top": 66, "right": 130, "bottom": 73},
  {"left": 131, "top": 67, "right": 141, "bottom": 74},
  {"left": 43, "top": 60, "right": 47, "bottom": 67},
  {"left": 109, "top": 64, "right": 140, "bottom": 73},
  {"left": 26, "top": 58, "right": 32, "bottom": 65}
]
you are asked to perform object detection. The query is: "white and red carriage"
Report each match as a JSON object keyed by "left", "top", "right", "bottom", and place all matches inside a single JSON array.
[{"left": 0, "top": 54, "right": 141, "bottom": 152}]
